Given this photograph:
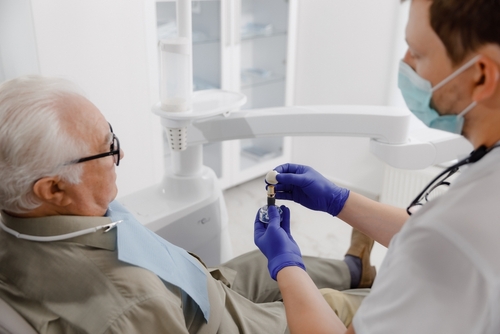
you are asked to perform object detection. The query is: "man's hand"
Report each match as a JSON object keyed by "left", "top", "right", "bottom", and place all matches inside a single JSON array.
[
  {"left": 254, "top": 205, "right": 305, "bottom": 280},
  {"left": 273, "top": 163, "right": 350, "bottom": 217}
]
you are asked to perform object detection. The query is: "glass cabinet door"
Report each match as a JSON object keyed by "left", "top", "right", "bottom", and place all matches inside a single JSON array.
[
  {"left": 239, "top": 0, "right": 289, "bottom": 170},
  {"left": 156, "top": 0, "right": 225, "bottom": 179},
  {"left": 154, "top": 0, "right": 293, "bottom": 187}
]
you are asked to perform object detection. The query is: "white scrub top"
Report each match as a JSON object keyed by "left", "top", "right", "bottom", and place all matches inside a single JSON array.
[{"left": 353, "top": 146, "right": 500, "bottom": 334}]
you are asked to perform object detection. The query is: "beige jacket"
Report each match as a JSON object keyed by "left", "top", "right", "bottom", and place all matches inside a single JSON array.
[{"left": 0, "top": 212, "right": 287, "bottom": 334}]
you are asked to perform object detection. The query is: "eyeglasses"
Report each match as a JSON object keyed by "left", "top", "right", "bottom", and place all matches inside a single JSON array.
[
  {"left": 406, "top": 167, "right": 458, "bottom": 215},
  {"left": 406, "top": 144, "right": 496, "bottom": 215},
  {"left": 68, "top": 123, "right": 121, "bottom": 166}
]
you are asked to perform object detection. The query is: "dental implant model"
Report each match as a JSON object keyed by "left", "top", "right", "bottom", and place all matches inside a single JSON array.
[{"left": 258, "top": 170, "right": 282, "bottom": 223}]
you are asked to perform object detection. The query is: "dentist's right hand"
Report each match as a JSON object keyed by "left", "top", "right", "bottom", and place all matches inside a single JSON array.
[{"left": 273, "top": 163, "right": 350, "bottom": 217}]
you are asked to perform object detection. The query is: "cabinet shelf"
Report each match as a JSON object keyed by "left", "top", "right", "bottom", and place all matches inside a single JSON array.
[
  {"left": 241, "top": 145, "right": 281, "bottom": 162},
  {"left": 241, "top": 74, "right": 285, "bottom": 89},
  {"left": 157, "top": 24, "right": 220, "bottom": 45},
  {"left": 241, "top": 67, "right": 285, "bottom": 88},
  {"left": 194, "top": 77, "right": 219, "bottom": 90},
  {"left": 156, "top": 0, "right": 220, "bottom": 2},
  {"left": 193, "top": 38, "right": 220, "bottom": 45},
  {"left": 241, "top": 30, "right": 288, "bottom": 41}
]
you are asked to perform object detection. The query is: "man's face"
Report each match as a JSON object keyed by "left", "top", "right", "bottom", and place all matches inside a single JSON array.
[
  {"left": 403, "top": 0, "right": 475, "bottom": 129},
  {"left": 61, "top": 95, "right": 123, "bottom": 216}
]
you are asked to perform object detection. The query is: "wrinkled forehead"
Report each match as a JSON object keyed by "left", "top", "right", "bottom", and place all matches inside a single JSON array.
[{"left": 57, "top": 94, "right": 109, "bottom": 143}]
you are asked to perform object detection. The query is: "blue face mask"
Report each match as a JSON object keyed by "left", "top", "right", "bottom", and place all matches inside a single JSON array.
[{"left": 398, "top": 55, "right": 480, "bottom": 134}]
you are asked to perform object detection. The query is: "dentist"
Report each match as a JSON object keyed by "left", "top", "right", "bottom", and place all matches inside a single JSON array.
[{"left": 254, "top": 0, "right": 500, "bottom": 333}]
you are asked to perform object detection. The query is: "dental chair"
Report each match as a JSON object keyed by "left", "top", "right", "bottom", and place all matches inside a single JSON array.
[{"left": 0, "top": 297, "right": 37, "bottom": 334}]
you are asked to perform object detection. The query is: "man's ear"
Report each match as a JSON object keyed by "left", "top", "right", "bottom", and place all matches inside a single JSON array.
[
  {"left": 472, "top": 56, "right": 500, "bottom": 103},
  {"left": 32, "top": 177, "right": 72, "bottom": 207}
]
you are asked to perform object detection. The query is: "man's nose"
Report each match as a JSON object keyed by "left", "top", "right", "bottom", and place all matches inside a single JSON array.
[{"left": 403, "top": 49, "right": 416, "bottom": 70}]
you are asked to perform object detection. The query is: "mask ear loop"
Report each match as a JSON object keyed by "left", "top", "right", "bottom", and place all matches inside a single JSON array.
[
  {"left": 432, "top": 55, "right": 482, "bottom": 92},
  {"left": 457, "top": 101, "right": 477, "bottom": 118}
]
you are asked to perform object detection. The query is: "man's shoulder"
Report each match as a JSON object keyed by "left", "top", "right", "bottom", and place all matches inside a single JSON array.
[{"left": 0, "top": 237, "right": 187, "bottom": 333}]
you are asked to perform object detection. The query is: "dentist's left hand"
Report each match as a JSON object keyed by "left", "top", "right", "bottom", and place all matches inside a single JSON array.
[{"left": 254, "top": 205, "right": 306, "bottom": 280}]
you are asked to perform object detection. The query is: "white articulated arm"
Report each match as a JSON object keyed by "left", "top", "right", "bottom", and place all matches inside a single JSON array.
[
  {"left": 185, "top": 105, "right": 472, "bottom": 170},
  {"left": 370, "top": 126, "right": 472, "bottom": 170},
  {"left": 188, "top": 105, "right": 410, "bottom": 145}
]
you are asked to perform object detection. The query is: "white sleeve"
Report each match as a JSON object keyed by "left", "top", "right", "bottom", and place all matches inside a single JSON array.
[{"left": 353, "top": 226, "right": 492, "bottom": 334}]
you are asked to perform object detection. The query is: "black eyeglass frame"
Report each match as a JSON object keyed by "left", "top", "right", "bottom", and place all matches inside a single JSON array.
[
  {"left": 406, "top": 166, "right": 458, "bottom": 215},
  {"left": 68, "top": 123, "right": 121, "bottom": 166},
  {"left": 406, "top": 144, "right": 498, "bottom": 215}
]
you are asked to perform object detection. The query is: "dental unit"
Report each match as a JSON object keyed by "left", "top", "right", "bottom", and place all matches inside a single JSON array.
[{"left": 118, "top": 0, "right": 472, "bottom": 266}]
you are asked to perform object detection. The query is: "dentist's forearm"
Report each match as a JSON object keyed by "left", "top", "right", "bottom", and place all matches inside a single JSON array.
[
  {"left": 277, "top": 266, "right": 347, "bottom": 334},
  {"left": 337, "top": 192, "right": 408, "bottom": 247}
]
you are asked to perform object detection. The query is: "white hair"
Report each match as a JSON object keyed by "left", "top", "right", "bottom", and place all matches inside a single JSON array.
[{"left": 0, "top": 76, "right": 90, "bottom": 213}]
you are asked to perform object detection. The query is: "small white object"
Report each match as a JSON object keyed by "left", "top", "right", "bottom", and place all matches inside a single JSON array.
[
  {"left": 153, "top": 89, "right": 247, "bottom": 121},
  {"left": 258, "top": 205, "right": 283, "bottom": 223},
  {"left": 265, "top": 170, "right": 279, "bottom": 185},
  {"left": 167, "top": 126, "right": 188, "bottom": 151},
  {"left": 159, "top": 38, "right": 192, "bottom": 113},
  {"left": 153, "top": 89, "right": 247, "bottom": 152}
]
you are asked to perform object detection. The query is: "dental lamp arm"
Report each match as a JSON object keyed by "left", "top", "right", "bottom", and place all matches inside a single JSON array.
[
  {"left": 188, "top": 105, "right": 409, "bottom": 144},
  {"left": 186, "top": 105, "right": 472, "bottom": 170}
]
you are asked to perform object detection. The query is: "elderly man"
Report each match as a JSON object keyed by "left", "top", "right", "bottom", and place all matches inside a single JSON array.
[
  {"left": 0, "top": 76, "right": 374, "bottom": 333},
  {"left": 253, "top": 0, "right": 500, "bottom": 333}
]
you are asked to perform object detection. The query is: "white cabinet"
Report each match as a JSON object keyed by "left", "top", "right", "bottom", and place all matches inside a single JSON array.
[{"left": 153, "top": 0, "right": 297, "bottom": 189}]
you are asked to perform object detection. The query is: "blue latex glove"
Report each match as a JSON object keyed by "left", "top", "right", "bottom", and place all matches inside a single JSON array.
[
  {"left": 254, "top": 205, "right": 305, "bottom": 280},
  {"left": 273, "top": 163, "right": 350, "bottom": 217}
]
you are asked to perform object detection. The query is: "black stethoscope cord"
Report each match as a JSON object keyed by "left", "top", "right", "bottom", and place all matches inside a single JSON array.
[{"left": 406, "top": 144, "right": 500, "bottom": 215}]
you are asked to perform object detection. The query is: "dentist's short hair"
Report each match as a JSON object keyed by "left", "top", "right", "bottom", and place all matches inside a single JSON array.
[
  {"left": 0, "top": 76, "right": 89, "bottom": 213},
  {"left": 430, "top": 0, "right": 500, "bottom": 65},
  {"left": 404, "top": 0, "right": 500, "bottom": 65}
]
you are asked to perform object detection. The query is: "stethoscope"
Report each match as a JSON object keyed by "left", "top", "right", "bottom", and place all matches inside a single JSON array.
[{"left": 407, "top": 144, "right": 500, "bottom": 215}]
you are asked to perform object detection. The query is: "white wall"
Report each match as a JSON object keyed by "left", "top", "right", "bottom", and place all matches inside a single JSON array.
[
  {"left": 0, "top": 0, "right": 40, "bottom": 81},
  {"left": 0, "top": 0, "right": 164, "bottom": 197},
  {"left": 26, "top": 0, "right": 164, "bottom": 197},
  {"left": 291, "top": 0, "right": 408, "bottom": 199}
]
